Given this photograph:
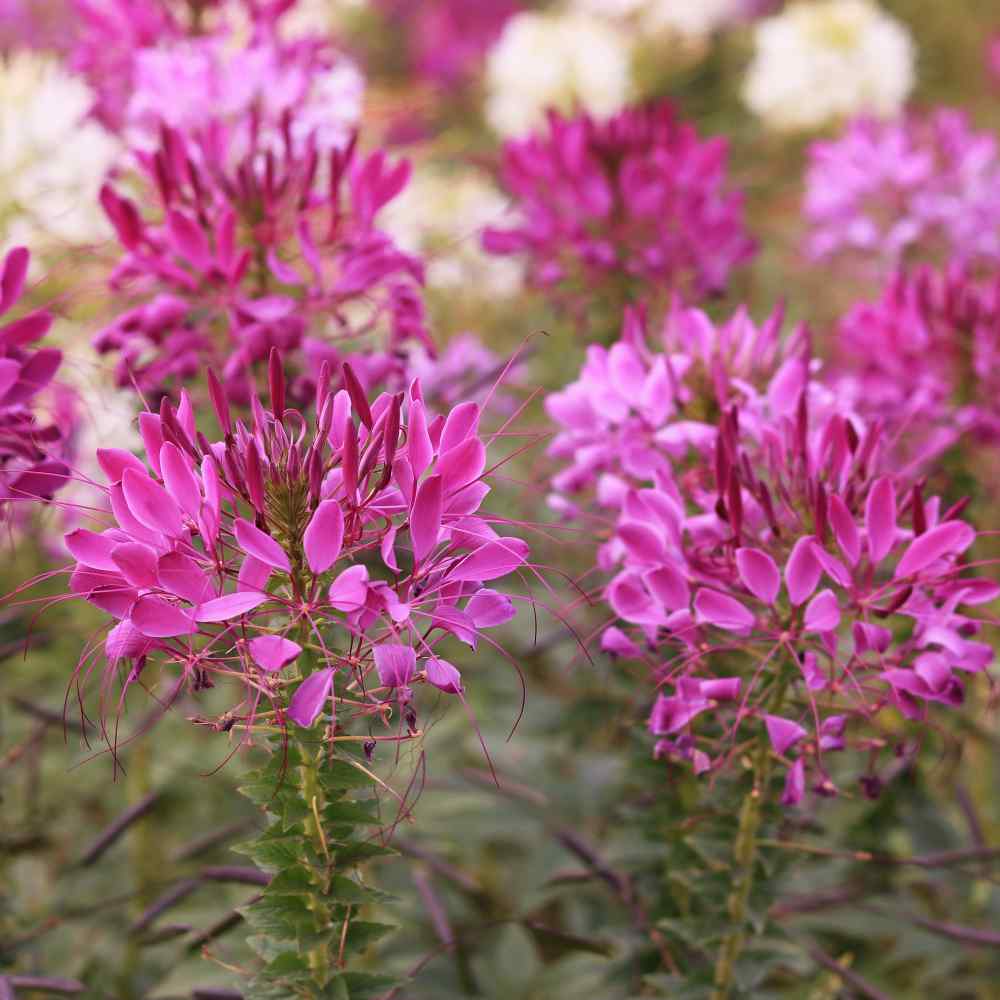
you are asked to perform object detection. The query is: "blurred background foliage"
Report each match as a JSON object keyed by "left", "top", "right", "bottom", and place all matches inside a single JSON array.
[{"left": 3, "top": 1, "right": 1000, "bottom": 997}]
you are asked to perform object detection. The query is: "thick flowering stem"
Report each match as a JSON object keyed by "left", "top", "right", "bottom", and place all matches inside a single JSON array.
[
  {"left": 711, "top": 675, "right": 787, "bottom": 1000},
  {"left": 235, "top": 730, "right": 396, "bottom": 998}
]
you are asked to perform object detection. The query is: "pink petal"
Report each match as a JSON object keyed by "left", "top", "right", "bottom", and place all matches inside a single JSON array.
[
  {"left": 465, "top": 589, "right": 516, "bottom": 627},
  {"left": 643, "top": 565, "right": 690, "bottom": 610},
  {"left": 97, "top": 448, "right": 146, "bottom": 484},
  {"left": 406, "top": 400, "right": 433, "bottom": 479},
  {"left": 138, "top": 412, "right": 165, "bottom": 477},
  {"left": 130, "top": 596, "right": 196, "bottom": 638},
  {"left": 607, "top": 571, "right": 666, "bottom": 626},
  {"left": 71, "top": 566, "right": 136, "bottom": 618},
  {"left": 303, "top": 499, "right": 345, "bottom": 574},
  {"left": 234, "top": 518, "right": 290, "bottom": 573},
  {"left": 410, "top": 474, "right": 443, "bottom": 564},
  {"left": 158, "top": 552, "right": 214, "bottom": 604},
  {"left": 328, "top": 564, "right": 369, "bottom": 610},
  {"left": 735, "top": 547, "right": 780, "bottom": 605},
  {"left": 439, "top": 401, "right": 481, "bottom": 453},
  {"left": 65, "top": 529, "right": 119, "bottom": 571},
  {"left": 781, "top": 758, "right": 805, "bottom": 806},
  {"left": 437, "top": 438, "right": 485, "bottom": 493},
  {"left": 450, "top": 538, "right": 529, "bottom": 582},
  {"left": 106, "top": 620, "right": 152, "bottom": 663},
  {"left": 865, "top": 477, "right": 896, "bottom": 565},
  {"left": 111, "top": 542, "right": 159, "bottom": 589},
  {"left": 828, "top": 494, "right": 860, "bottom": 565},
  {"left": 894, "top": 521, "right": 975, "bottom": 579},
  {"left": 693, "top": 588, "right": 755, "bottom": 633},
  {"left": 110, "top": 483, "right": 163, "bottom": 547},
  {"left": 0, "top": 246, "right": 28, "bottom": 314},
  {"left": 249, "top": 635, "right": 302, "bottom": 672},
  {"left": 122, "top": 468, "right": 185, "bottom": 538},
  {"left": 764, "top": 714, "right": 807, "bottom": 755},
  {"left": 700, "top": 677, "right": 741, "bottom": 701},
  {"left": 785, "top": 536, "right": 821, "bottom": 606},
  {"left": 159, "top": 442, "right": 201, "bottom": 520},
  {"left": 288, "top": 668, "right": 334, "bottom": 728},
  {"left": 374, "top": 643, "right": 416, "bottom": 688},
  {"left": 804, "top": 589, "right": 840, "bottom": 632},
  {"left": 238, "top": 554, "right": 272, "bottom": 593},
  {"left": 194, "top": 591, "right": 269, "bottom": 622},
  {"left": 426, "top": 657, "right": 463, "bottom": 694}
]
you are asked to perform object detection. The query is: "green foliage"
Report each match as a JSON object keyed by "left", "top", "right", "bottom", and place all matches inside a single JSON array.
[{"left": 235, "top": 738, "right": 397, "bottom": 999}]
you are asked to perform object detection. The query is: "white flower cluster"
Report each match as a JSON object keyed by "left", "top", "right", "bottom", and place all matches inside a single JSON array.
[
  {"left": 574, "top": 0, "right": 747, "bottom": 39},
  {"left": 0, "top": 53, "right": 118, "bottom": 248},
  {"left": 742, "top": 0, "right": 915, "bottom": 131},
  {"left": 384, "top": 169, "right": 521, "bottom": 298},
  {"left": 485, "top": 11, "right": 634, "bottom": 137}
]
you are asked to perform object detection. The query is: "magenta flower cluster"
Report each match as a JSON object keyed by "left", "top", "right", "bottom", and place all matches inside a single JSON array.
[
  {"left": 549, "top": 304, "right": 994, "bottom": 804},
  {"left": 0, "top": 247, "right": 70, "bottom": 513},
  {"left": 804, "top": 109, "right": 1000, "bottom": 272},
  {"left": 66, "top": 350, "right": 527, "bottom": 733},
  {"left": 483, "top": 103, "right": 755, "bottom": 312}
]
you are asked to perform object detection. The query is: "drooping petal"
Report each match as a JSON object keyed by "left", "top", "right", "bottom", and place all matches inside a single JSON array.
[
  {"left": 804, "top": 589, "right": 840, "bottom": 632},
  {"left": 288, "top": 668, "right": 334, "bottom": 727},
  {"left": 437, "top": 438, "right": 485, "bottom": 492},
  {"left": 238, "top": 554, "right": 272, "bottom": 593},
  {"left": 465, "top": 589, "right": 517, "bottom": 628},
  {"left": 643, "top": 565, "right": 690, "bottom": 611},
  {"left": 130, "top": 596, "right": 196, "bottom": 638},
  {"left": 765, "top": 714, "right": 807, "bottom": 755},
  {"left": 111, "top": 542, "right": 159, "bottom": 589},
  {"left": 410, "top": 474, "right": 443, "bottom": 564},
  {"left": 607, "top": 571, "right": 664, "bottom": 626},
  {"left": 158, "top": 552, "right": 214, "bottom": 604},
  {"left": 234, "top": 518, "right": 291, "bottom": 573},
  {"left": 328, "top": 564, "right": 369, "bottom": 610},
  {"left": 425, "top": 657, "right": 463, "bottom": 694},
  {"left": 97, "top": 448, "right": 146, "bottom": 484},
  {"left": 195, "top": 591, "right": 269, "bottom": 622},
  {"left": 122, "top": 468, "right": 185, "bottom": 538},
  {"left": 735, "top": 547, "right": 780, "bottom": 605},
  {"left": 450, "top": 538, "right": 529, "bottom": 582},
  {"left": 894, "top": 521, "right": 975, "bottom": 579},
  {"left": 439, "top": 401, "right": 480, "bottom": 454},
  {"left": 249, "top": 635, "right": 302, "bottom": 672},
  {"left": 303, "top": 499, "right": 344, "bottom": 574},
  {"left": 785, "top": 536, "right": 821, "bottom": 606},
  {"left": 781, "top": 758, "right": 805, "bottom": 806},
  {"left": 693, "top": 589, "right": 755, "bottom": 633},
  {"left": 374, "top": 644, "right": 416, "bottom": 688},
  {"left": 865, "top": 477, "right": 896, "bottom": 565}
]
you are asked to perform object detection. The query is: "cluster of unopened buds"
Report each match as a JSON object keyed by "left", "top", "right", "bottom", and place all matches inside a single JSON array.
[
  {"left": 550, "top": 304, "right": 995, "bottom": 805},
  {"left": 64, "top": 349, "right": 528, "bottom": 739}
]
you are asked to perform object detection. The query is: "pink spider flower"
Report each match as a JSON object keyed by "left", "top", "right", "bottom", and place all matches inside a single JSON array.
[
  {"left": 804, "top": 109, "right": 1000, "bottom": 273},
  {"left": 57, "top": 349, "right": 527, "bottom": 742},
  {"left": 375, "top": 0, "right": 521, "bottom": 88},
  {"left": 0, "top": 246, "right": 71, "bottom": 514},
  {"left": 833, "top": 264, "right": 1000, "bottom": 470},
  {"left": 95, "top": 121, "right": 431, "bottom": 405},
  {"left": 602, "top": 375, "right": 995, "bottom": 803},
  {"left": 545, "top": 299, "right": 809, "bottom": 522},
  {"left": 482, "top": 102, "right": 755, "bottom": 314}
]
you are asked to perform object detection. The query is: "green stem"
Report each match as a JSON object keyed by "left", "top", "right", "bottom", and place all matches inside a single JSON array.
[{"left": 711, "top": 676, "right": 788, "bottom": 1000}]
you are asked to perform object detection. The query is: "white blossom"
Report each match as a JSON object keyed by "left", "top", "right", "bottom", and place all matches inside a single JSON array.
[{"left": 742, "top": 0, "right": 915, "bottom": 131}]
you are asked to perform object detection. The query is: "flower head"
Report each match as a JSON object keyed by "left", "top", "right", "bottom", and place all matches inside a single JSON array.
[
  {"left": 742, "top": 0, "right": 914, "bottom": 132},
  {"left": 804, "top": 109, "right": 1000, "bottom": 271},
  {"left": 61, "top": 349, "right": 528, "bottom": 738},
  {"left": 483, "top": 102, "right": 754, "bottom": 313}
]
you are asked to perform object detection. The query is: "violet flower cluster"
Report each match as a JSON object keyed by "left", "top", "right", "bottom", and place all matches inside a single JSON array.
[
  {"left": 549, "top": 305, "right": 994, "bottom": 804},
  {"left": 482, "top": 103, "right": 755, "bottom": 314},
  {"left": 0, "top": 246, "right": 70, "bottom": 514},
  {"left": 804, "top": 109, "right": 1000, "bottom": 271},
  {"left": 65, "top": 350, "right": 527, "bottom": 736}
]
